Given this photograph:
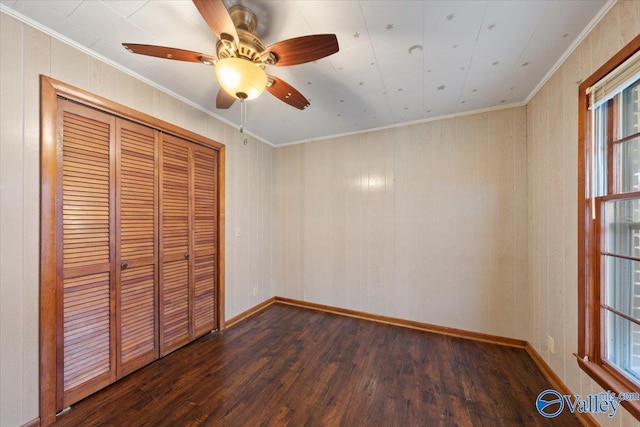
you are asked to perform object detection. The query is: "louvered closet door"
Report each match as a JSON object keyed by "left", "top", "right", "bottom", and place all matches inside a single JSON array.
[
  {"left": 160, "top": 134, "right": 191, "bottom": 355},
  {"left": 192, "top": 146, "right": 218, "bottom": 337},
  {"left": 117, "top": 120, "right": 159, "bottom": 376},
  {"left": 58, "top": 100, "right": 116, "bottom": 410}
]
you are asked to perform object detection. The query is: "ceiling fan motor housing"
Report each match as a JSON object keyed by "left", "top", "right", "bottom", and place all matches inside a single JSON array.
[
  {"left": 228, "top": 5, "right": 258, "bottom": 33},
  {"left": 216, "top": 5, "right": 274, "bottom": 66}
]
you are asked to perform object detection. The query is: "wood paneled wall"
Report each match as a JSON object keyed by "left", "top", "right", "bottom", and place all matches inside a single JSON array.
[
  {"left": 526, "top": 2, "right": 640, "bottom": 426},
  {"left": 275, "top": 107, "right": 529, "bottom": 339},
  {"left": 0, "top": 12, "right": 274, "bottom": 426},
  {"left": 3, "top": 1, "right": 640, "bottom": 426}
]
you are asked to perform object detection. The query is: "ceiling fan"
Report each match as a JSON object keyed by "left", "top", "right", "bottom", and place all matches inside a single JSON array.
[{"left": 123, "top": 0, "right": 339, "bottom": 110}]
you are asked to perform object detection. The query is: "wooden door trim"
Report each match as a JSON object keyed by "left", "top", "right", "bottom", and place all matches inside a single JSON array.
[
  {"left": 40, "top": 75, "right": 58, "bottom": 427},
  {"left": 39, "top": 75, "right": 226, "bottom": 426},
  {"left": 41, "top": 76, "right": 224, "bottom": 150}
]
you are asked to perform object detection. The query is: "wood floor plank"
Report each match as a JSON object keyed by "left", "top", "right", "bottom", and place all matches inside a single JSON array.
[{"left": 51, "top": 303, "right": 583, "bottom": 426}]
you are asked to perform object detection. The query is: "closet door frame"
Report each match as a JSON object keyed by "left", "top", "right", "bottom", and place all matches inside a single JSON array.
[{"left": 39, "top": 76, "right": 226, "bottom": 427}]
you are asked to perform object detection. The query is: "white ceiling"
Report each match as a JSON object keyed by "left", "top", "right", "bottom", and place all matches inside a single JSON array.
[{"left": 1, "top": 0, "right": 610, "bottom": 146}]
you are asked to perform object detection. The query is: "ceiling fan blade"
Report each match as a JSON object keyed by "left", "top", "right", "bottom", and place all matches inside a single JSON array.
[
  {"left": 216, "top": 88, "right": 236, "bottom": 109},
  {"left": 266, "top": 75, "right": 310, "bottom": 110},
  {"left": 266, "top": 34, "right": 339, "bottom": 67},
  {"left": 192, "top": 0, "right": 239, "bottom": 45},
  {"left": 122, "top": 44, "right": 215, "bottom": 64}
]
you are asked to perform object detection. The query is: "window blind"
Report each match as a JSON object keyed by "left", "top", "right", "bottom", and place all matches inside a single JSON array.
[{"left": 588, "top": 49, "right": 640, "bottom": 109}]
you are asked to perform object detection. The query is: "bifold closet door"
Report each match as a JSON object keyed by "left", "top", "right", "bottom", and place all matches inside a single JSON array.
[
  {"left": 159, "top": 136, "right": 218, "bottom": 354},
  {"left": 57, "top": 100, "right": 116, "bottom": 409},
  {"left": 52, "top": 95, "right": 219, "bottom": 412},
  {"left": 57, "top": 100, "right": 160, "bottom": 410},
  {"left": 116, "top": 120, "right": 159, "bottom": 377},
  {"left": 159, "top": 134, "right": 192, "bottom": 355},
  {"left": 192, "top": 145, "right": 218, "bottom": 337}
]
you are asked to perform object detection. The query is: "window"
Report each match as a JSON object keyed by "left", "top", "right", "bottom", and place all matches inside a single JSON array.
[
  {"left": 599, "top": 80, "right": 640, "bottom": 377},
  {"left": 579, "top": 36, "right": 640, "bottom": 419}
]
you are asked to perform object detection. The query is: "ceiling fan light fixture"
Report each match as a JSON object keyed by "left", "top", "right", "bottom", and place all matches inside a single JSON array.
[{"left": 215, "top": 57, "right": 267, "bottom": 100}]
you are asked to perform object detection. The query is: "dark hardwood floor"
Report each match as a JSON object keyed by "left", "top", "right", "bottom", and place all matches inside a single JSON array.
[{"left": 51, "top": 303, "right": 583, "bottom": 426}]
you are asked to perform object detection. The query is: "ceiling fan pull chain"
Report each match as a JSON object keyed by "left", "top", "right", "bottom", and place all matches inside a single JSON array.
[
  {"left": 240, "top": 99, "right": 248, "bottom": 145},
  {"left": 240, "top": 99, "right": 245, "bottom": 134}
]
